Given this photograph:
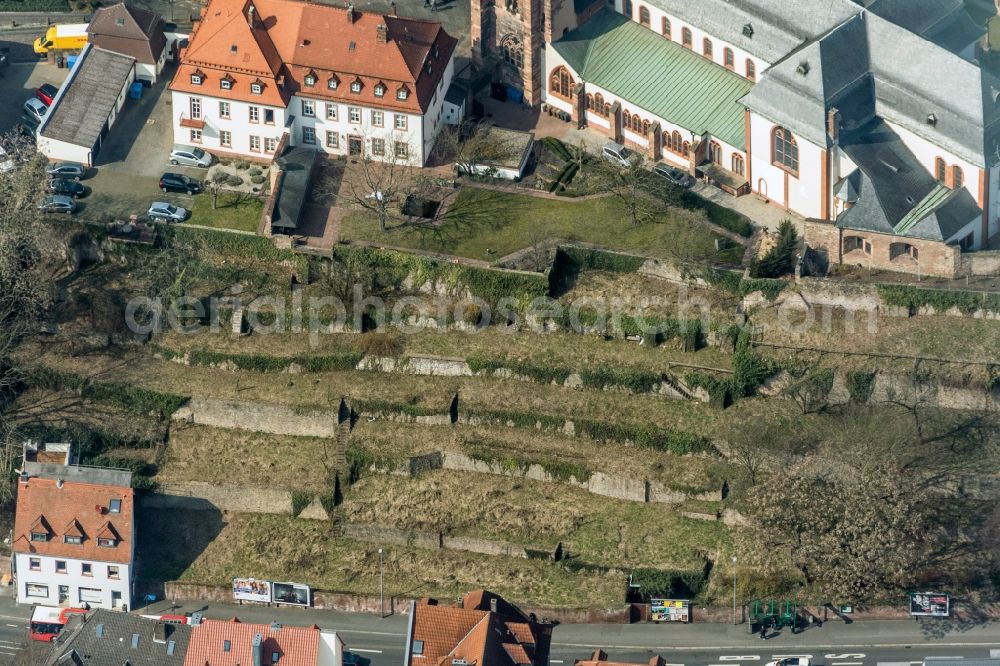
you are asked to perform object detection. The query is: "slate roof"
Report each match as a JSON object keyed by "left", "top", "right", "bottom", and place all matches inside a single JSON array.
[
  {"left": 741, "top": 5, "right": 1000, "bottom": 167},
  {"left": 13, "top": 476, "right": 134, "bottom": 564},
  {"left": 39, "top": 45, "right": 136, "bottom": 150},
  {"left": 408, "top": 591, "right": 548, "bottom": 666},
  {"left": 271, "top": 145, "right": 318, "bottom": 231},
  {"left": 183, "top": 618, "right": 321, "bottom": 666},
  {"left": 87, "top": 2, "right": 167, "bottom": 66},
  {"left": 444, "top": 81, "right": 467, "bottom": 106},
  {"left": 835, "top": 118, "right": 981, "bottom": 241},
  {"left": 552, "top": 9, "right": 754, "bottom": 148},
  {"left": 46, "top": 610, "right": 191, "bottom": 666}
]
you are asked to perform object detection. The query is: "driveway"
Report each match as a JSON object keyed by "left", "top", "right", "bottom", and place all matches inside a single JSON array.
[{"left": 0, "top": 60, "right": 67, "bottom": 133}]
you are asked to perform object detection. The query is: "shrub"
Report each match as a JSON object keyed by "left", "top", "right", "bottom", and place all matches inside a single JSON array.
[
  {"left": 579, "top": 366, "right": 661, "bottom": 393},
  {"left": 359, "top": 331, "right": 404, "bottom": 357},
  {"left": 248, "top": 166, "right": 263, "bottom": 176},
  {"left": 730, "top": 327, "right": 772, "bottom": 398},
  {"left": 846, "top": 371, "right": 876, "bottom": 404},
  {"left": 703, "top": 201, "right": 754, "bottom": 237},
  {"left": 685, "top": 372, "right": 732, "bottom": 408},
  {"left": 462, "top": 303, "right": 483, "bottom": 325},
  {"left": 752, "top": 219, "right": 799, "bottom": 278},
  {"left": 226, "top": 175, "right": 244, "bottom": 187},
  {"left": 291, "top": 490, "right": 311, "bottom": 517},
  {"left": 234, "top": 160, "right": 251, "bottom": 170},
  {"left": 739, "top": 277, "right": 786, "bottom": 301},
  {"left": 541, "top": 137, "right": 572, "bottom": 162},
  {"left": 466, "top": 356, "right": 572, "bottom": 385},
  {"left": 629, "top": 566, "right": 708, "bottom": 599},
  {"left": 250, "top": 175, "right": 266, "bottom": 185},
  {"left": 211, "top": 170, "right": 229, "bottom": 184},
  {"left": 876, "top": 284, "right": 1000, "bottom": 315}
]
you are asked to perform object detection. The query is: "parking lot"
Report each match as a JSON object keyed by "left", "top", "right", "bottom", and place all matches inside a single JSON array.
[{"left": 0, "top": 60, "right": 68, "bottom": 133}]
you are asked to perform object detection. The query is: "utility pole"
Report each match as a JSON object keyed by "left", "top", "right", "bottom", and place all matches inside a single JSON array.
[
  {"left": 732, "top": 556, "right": 738, "bottom": 625},
  {"left": 378, "top": 548, "right": 384, "bottom": 618}
]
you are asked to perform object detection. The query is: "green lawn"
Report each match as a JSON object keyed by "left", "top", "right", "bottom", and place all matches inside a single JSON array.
[
  {"left": 186, "top": 192, "right": 264, "bottom": 232},
  {"left": 340, "top": 186, "right": 739, "bottom": 264}
]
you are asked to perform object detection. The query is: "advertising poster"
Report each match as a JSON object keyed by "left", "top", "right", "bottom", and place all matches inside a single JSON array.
[{"left": 232, "top": 578, "right": 272, "bottom": 603}]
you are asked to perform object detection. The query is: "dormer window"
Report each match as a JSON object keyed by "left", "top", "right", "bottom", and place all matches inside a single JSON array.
[
  {"left": 64, "top": 535, "right": 82, "bottom": 545},
  {"left": 251, "top": 81, "right": 263, "bottom": 95},
  {"left": 98, "top": 537, "right": 117, "bottom": 547},
  {"left": 63, "top": 518, "right": 85, "bottom": 544},
  {"left": 109, "top": 499, "right": 121, "bottom": 514},
  {"left": 31, "top": 531, "right": 48, "bottom": 542},
  {"left": 374, "top": 83, "right": 386, "bottom": 97},
  {"left": 397, "top": 86, "right": 409, "bottom": 100},
  {"left": 328, "top": 76, "right": 339, "bottom": 90},
  {"left": 190, "top": 73, "right": 203, "bottom": 85},
  {"left": 304, "top": 72, "right": 317, "bottom": 87},
  {"left": 220, "top": 75, "right": 234, "bottom": 90},
  {"left": 97, "top": 521, "right": 120, "bottom": 548},
  {"left": 30, "top": 515, "right": 51, "bottom": 542},
  {"left": 350, "top": 79, "right": 362, "bottom": 93}
]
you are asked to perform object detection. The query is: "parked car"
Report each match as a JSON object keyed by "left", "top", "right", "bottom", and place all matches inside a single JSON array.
[
  {"left": 651, "top": 161, "right": 692, "bottom": 188},
  {"left": 35, "top": 83, "right": 59, "bottom": 106},
  {"left": 601, "top": 141, "right": 639, "bottom": 168},
  {"left": 48, "top": 178, "right": 88, "bottom": 198},
  {"left": 343, "top": 652, "right": 365, "bottom": 666},
  {"left": 159, "top": 172, "right": 203, "bottom": 194},
  {"left": 766, "top": 659, "right": 810, "bottom": 666},
  {"left": 23, "top": 98, "right": 47, "bottom": 124},
  {"left": 14, "top": 122, "right": 37, "bottom": 143},
  {"left": 147, "top": 201, "right": 188, "bottom": 223},
  {"left": 46, "top": 162, "right": 86, "bottom": 180},
  {"left": 169, "top": 145, "right": 213, "bottom": 168},
  {"left": 38, "top": 194, "right": 76, "bottom": 214}
]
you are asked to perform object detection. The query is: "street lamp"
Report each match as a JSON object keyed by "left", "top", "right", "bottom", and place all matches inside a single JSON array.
[
  {"left": 732, "top": 556, "right": 738, "bottom": 625},
  {"left": 378, "top": 548, "right": 385, "bottom": 618}
]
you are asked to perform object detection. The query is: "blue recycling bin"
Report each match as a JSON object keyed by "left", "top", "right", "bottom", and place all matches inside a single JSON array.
[
  {"left": 129, "top": 81, "right": 143, "bottom": 100},
  {"left": 66, "top": 54, "right": 78, "bottom": 69}
]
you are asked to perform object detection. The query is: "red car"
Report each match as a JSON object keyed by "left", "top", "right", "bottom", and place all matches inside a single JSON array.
[{"left": 35, "top": 83, "right": 59, "bottom": 106}]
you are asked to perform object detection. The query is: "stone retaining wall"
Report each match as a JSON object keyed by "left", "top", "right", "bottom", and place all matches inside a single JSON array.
[
  {"left": 142, "top": 482, "right": 329, "bottom": 519},
  {"left": 340, "top": 522, "right": 530, "bottom": 559},
  {"left": 173, "top": 397, "right": 338, "bottom": 437}
]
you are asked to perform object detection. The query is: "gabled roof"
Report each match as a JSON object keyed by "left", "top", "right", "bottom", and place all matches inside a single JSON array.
[
  {"left": 183, "top": 0, "right": 281, "bottom": 76},
  {"left": 182, "top": 618, "right": 321, "bottom": 666},
  {"left": 63, "top": 518, "right": 85, "bottom": 539},
  {"left": 408, "top": 591, "right": 547, "bottom": 666},
  {"left": 835, "top": 118, "right": 981, "bottom": 241},
  {"left": 13, "top": 477, "right": 134, "bottom": 564},
  {"left": 742, "top": 6, "right": 1000, "bottom": 167},
  {"left": 552, "top": 9, "right": 753, "bottom": 148},
  {"left": 87, "top": 2, "right": 167, "bottom": 65},
  {"left": 46, "top": 610, "right": 192, "bottom": 666}
]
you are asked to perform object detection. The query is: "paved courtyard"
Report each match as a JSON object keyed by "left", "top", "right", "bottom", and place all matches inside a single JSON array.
[{"left": 0, "top": 59, "right": 67, "bottom": 133}]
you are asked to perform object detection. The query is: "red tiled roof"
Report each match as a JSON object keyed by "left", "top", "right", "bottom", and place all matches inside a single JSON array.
[
  {"left": 410, "top": 592, "right": 543, "bottom": 666},
  {"left": 170, "top": 0, "right": 457, "bottom": 112},
  {"left": 13, "top": 478, "right": 133, "bottom": 564},
  {"left": 183, "top": 618, "right": 320, "bottom": 666},
  {"left": 180, "top": 117, "right": 207, "bottom": 128}
]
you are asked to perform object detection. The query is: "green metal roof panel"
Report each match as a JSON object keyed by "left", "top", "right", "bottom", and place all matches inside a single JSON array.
[
  {"left": 552, "top": 9, "right": 754, "bottom": 149},
  {"left": 893, "top": 184, "right": 955, "bottom": 234}
]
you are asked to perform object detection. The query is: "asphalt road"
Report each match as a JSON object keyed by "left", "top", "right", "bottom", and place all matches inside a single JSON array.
[{"left": 2, "top": 594, "right": 1000, "bottom": 666}]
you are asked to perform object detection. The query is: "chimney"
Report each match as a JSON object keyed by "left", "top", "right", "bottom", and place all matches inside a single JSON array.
[
  {"left": 827, "top": 107, "right": 841, "bottom": 144},
  {"left": 252, "top": 633, "right": 264, "bottom": 666},
  {"left": 346, "top": 3, "right": 356, "bottom": 22},
  {"left": 377, "top": 23, "right": 387, "bottom": 43},
  {"left": 489, "top": 597, "right": 498, "bottom": 614},
  {"left": 247, "top": 2, "right": 255, "bottom": 27},
  {"left": 390, "top": 1, "right": 397, "bottom": 15}
]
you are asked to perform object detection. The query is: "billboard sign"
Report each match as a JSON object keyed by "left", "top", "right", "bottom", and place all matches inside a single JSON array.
[
  {"left": 233, "top": 578, "right": 272, "bottom": 603},
  {"left": 650, "top": 598, "right": 690, "bottom": 623},
  {"left": 272, "top": 582, "right": 311, "bottom": 607},
  {"left": 909, "top": 592, "right": 949, "bottom": 617}
]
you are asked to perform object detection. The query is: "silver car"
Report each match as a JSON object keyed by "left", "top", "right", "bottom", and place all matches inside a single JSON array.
[
  {"left": 148, "top": 201, "right": 188, "bottom": 223},
  {"left": 23, "top": 98, "right": 47, "bottom": 124},
  {"left": 46, "top": 161, "right": 86, "bottom": 180},
  {"left": 169, "top": 145, "right": 212, "bottom": 168},
  {"left": 38, "top": 194, "right": 76, "bottom": 214}
]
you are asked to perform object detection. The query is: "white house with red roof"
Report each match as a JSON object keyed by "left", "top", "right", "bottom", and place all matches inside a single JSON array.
[
  {"left": 169, "top": 0, "right": 457, "bottom": 165},
  {"left": 12, "top": 462, "right": 135, "bottom": 610}
]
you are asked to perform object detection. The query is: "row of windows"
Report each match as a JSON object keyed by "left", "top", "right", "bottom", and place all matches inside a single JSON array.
[
  {"left": 190, "top": 98, "right": 409, "bottom": 130},
  {"left": 622, "top": 0, "right": 757, "bottom": 81},
  {"left": 25, "top": 583, "right": 108, "bottom": 605},
  {"left": 189, "top": 70, "right": 414, "bottom": 100},
  {"left": 190, "top": 129, "right": 278, "bottom": 154},
  {"left": 934, "top": 157, "right": 964, "bottom": 189},
  {"left": 27, "top": 558, "right": 120, "bottom": 579},
  {"left": 844, "top": 236, "right": 927, "bottom": 261}
]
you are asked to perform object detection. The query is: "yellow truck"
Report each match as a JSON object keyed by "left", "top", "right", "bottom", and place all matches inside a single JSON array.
[{"left": 33, "top": 23, "right": 89, "bottom": 55}]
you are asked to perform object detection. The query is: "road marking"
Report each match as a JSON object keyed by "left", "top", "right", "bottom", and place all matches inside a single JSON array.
[
  {"left": 4, "top": 624, "right": 17, "bottom": 628},
  {"left": 0, "top": 640, "right": 21, "bottom": 646},
  {"left": 334, "top": 629, "right": 406, "bottom": 638},
  {"left": 351, "top": 649, "right": 383, "bottom": 654},
  {"left": 551, "top": 660, "right": 564, "bottom": 663},
  {"left": 772, "top": 657, "right": 813, "bottom": 660},
  {"left": 0, "top": 650, "right": 16, "bottom": 656},
  {"left": 831, "top": 662, "right": 863, "bottom": 665},
  {"left": 554, "top": 643, "right": 1000, "bottom": 652},
  {"left": 827, "top": 655, "right": 866, "bottom": 660},
  {"left": 925, "top": 659, "right": 963, "bottom": 661},
  {"left": 719, "top": 657, "right": 760, "bottom": 661}
]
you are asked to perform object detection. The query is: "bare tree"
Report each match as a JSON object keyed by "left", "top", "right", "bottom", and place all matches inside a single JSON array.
[
  {"left": 432, "top": 120, "right": 514, "bottom": 178},
  {"left": 592, "top": 157, "right": 666, "bottom": 227}
]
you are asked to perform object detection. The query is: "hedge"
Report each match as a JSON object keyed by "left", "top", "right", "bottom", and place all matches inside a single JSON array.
[
  {"left": 350, "top": 398, "right": 445, "bottom": 419},
  {"left": 549, "top": 246, "right": 645, "bottom": 294},
  {"left": 466, "top": 356, "right": 572, "bottom": 385},
  {"left": 23, "top": 368, "right": 189, "bottom": 416},
  {"left": 738, "top": 277, "right": 786, "bottom": 301},
  {"left": 334, "top": 246, "right": 549, "bottom": 308},
  {"left": 465, "top": 445, "right": 592, "bottom": 483},
  {"left": 579, "top": 367, "right": 662, "bottom": 394},
  {"left": 462, "top": 407, "right": 566, "bottom": 432},
  {"left": 877, "top": 284, "right": 1000, "bottom": 315},
  {"left": 181, "top": 349, "right": 364, "bottom": 373},
  {"left": 846, "top": 371, "right": 876, "bottom": 404},
  {"left": 575, "top": 419, "right": 711, "bottom": 454},
  {"left": 541, "top": 137, "right": 572, "bottom": 162},
  {"left": 684, "top": 372, "right": 732, "bottom": 409},
  {"left": 291, "top": 490, "right": 312, "bottom": 517},
  {"left": 629, "top": 565, "right": 709, "bottom": 598}
]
